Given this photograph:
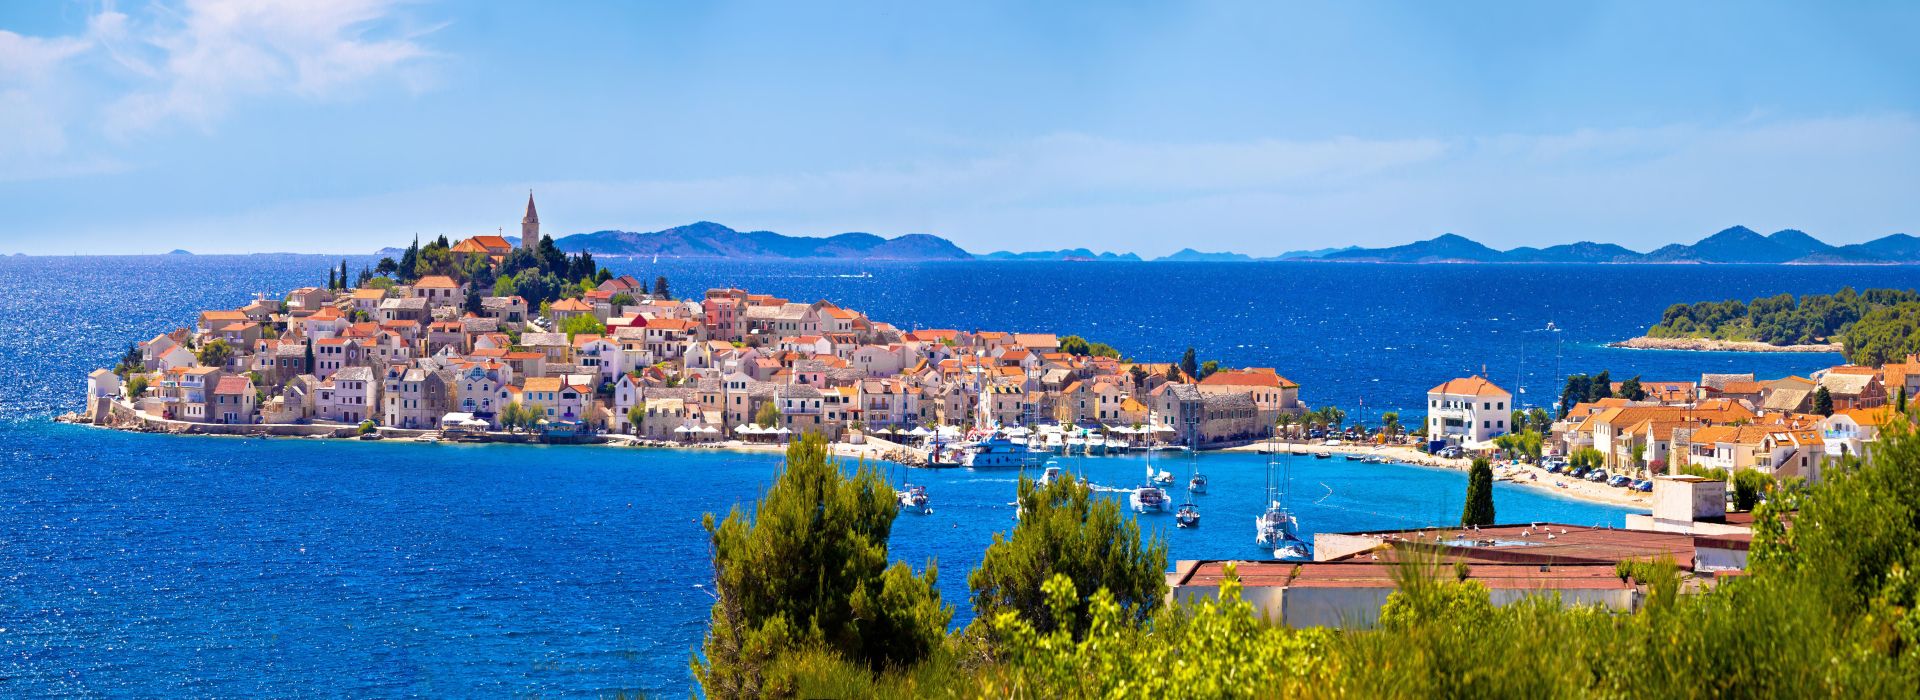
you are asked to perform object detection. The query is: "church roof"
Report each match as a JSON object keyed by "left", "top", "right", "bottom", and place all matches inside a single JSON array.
[{"left": 523, "top": 192, "right": 539, "bottom": 224}]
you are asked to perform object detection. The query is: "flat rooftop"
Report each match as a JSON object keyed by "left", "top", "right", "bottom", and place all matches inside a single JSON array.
[
  {"left": 1325, "top": 523, "right": 1699, "bottom": 569},
  {"left": 1176, "top": 560, "right": 1632, "bottom": 591}
]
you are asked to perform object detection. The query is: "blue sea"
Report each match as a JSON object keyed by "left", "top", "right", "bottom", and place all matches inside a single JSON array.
[{"left": 2, "top": 255, "right": 1913, "bottom": 697}]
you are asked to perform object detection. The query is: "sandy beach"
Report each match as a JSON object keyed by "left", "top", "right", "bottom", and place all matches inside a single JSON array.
[{"left": 1223, "top": 440, "right": 1651, "bottom": 509}]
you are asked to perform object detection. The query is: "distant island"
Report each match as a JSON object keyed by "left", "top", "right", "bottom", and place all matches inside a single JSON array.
[
  {"left": 474, "top": 222, "right": 1920, "bottom": 265},
  {"left": 1615, "top": 287, "right": 1920, "bottom": 364}
]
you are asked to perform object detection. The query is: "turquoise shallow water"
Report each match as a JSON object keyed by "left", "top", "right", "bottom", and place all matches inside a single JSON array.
[{"left": 3, "top": 255, "right": 1909, "bottom": 696}]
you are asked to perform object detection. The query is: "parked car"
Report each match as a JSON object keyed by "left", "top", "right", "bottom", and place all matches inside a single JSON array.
[
  {"left": 1607, "top": 474, "right": 1632, "bottom": 488},
  {"left": 1633, "top": 480, "right": 1654, "bottom": 492},
  {"left": 1570, "top": 466, "right": 1589, "bottom": 479},
  {"left": 1585, "top": 470, "right": 1608, "bottom": 482}
]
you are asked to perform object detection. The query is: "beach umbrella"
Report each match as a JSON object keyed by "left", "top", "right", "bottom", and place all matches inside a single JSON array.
[
  {"left": 673, "top": 425, "right": 692, "bottom": 433},
  {"left": 700, "top": 425, "right": 719, "bottom": 434},
  {"left": 733, "top": 424, "right": 755, "bottom": 434},
  {"left": 774, "top": 427, "right": 792, "bottom": 435},
  {"left": 909, "top": 426, "right": 931, "bottom": 436}
]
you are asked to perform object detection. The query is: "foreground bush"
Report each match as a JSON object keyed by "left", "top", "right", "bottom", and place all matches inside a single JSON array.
[{"left": 704, "top": 421, "right": 1920, "bottom": 697}]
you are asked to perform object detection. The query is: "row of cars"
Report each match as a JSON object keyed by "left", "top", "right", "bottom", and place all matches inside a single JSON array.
[{"left": 1540, "top": 458, "right": 1654, "bottom": 492}]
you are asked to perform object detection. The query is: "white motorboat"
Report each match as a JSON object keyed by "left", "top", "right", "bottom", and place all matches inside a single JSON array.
[
  {"left": 1041, "top": 465, "right": 1064, "bottom": 487},
  {"left": 897, "top": 484, "right": 931, "bottom": 515},
  {"left": 966, "top": 432, "right": 1045, "bottom": 469}
]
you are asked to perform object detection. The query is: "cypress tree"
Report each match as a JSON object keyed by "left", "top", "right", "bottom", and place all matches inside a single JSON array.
[
  {"left": 1179, "top": 347, "right": 1198, "bottom": 380},
  {"left": 304, "top": 338, "right": 315, "bottom": 374},
  {"left": 1461, "top": 457, "right": 1496, "bottom": 527},
  {"left": 1813, "top": 386, "right": 1834, "bottom": 416}
]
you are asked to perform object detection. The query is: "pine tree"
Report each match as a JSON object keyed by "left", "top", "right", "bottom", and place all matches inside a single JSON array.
[
  {"left": 695, "top": 434, "right": 948, "bottom": 694},
  {"left": 1461, "top": 457, "right": 1496, "bottom": 526},
  {"left": 399, "top": 236, "right": 420, "bottom": 283},
  {"left": 653, "top": 275, "right": 672, "bottom": 300},
  {"left": 1559, "top": 374, "right": 1591, "bottom": 418},
  {"left": 1589, "top": 370, "right": 1613, "bottom": 402},
  {"left": 970, "top": 471, "right": 1168, "bottom": 637},
  {"left": 1813, "top": 386, "right": 1834, "bottom": 416},
  {"left": 1619, "top": 375, "right": 1646, "bottom": 401}
]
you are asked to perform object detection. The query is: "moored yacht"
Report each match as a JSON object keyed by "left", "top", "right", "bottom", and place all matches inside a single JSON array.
[
  {"left": 1175, "top": 501, "right": 1200, "bottom": 528},
  {"left": 1130, "top": 484, "right": 1169, "bottom": 513},
  {"left": 897, "top": 484, "right": 932, "bottom": 515},
  {"left": 966, "top": 432, "right": 1045, "bottom": 469}
]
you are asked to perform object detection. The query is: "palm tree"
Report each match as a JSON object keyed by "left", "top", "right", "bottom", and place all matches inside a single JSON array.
[
  {"left": 1380, "top": 411, "right": 1401, "bottom": 443},
  {"left": 1324, "top": 406, "right": 1347, "bottom": 433}
]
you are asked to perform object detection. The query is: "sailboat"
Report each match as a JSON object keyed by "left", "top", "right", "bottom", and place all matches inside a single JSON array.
[
  {"left": 1255, "top": 439, "right": 1311, "bottom": 559},
  {"left": 1130, "top": 459, "right": 1169, "bottom": 514},
  {"left": 1187, "top": 441, "right": 1208, "bottom": 494},
  {"left": 894, "top": 463, "right": 931, "bottom": 515},
  {"left": 1175, "top": 501, "right": 1200, "bottom": 528}
]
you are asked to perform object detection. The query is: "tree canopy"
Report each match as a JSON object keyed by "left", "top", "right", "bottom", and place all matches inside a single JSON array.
[
  {"left": 695, "top": 435, "right": 949, "bottom": 696},
  {"left": 1649, "top": 286, "right": 1920, "bottom": 348},
  {"left": 969, "top": 471, "right": 1167, "bottom": 639}
]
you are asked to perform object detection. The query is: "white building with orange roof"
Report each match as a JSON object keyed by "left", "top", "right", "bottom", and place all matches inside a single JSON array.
[
  {"left": 1426, "top": 376, "right": 1513, "bottom": 445},
  {"left": 520, "top": 376, "right": 592, "bottom": 423},
  {"left": 1822, "top": 406, "right": 1899, "bottom": 462},
  {"left": 411, "top": 275, "right": 464, "bottom": 304}
]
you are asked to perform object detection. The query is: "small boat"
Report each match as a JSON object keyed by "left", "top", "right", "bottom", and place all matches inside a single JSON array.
[
  {"left": 1175, "top": 502, "right": 1200, "bottom": 528},
  {"left": 897, "top": 484, "right": 932, "bottom": 515},
  {"left": 1129, "top": 485, "right": 1169, "bottom": 513},
  {"left": 1343, "top": 453, "right": 1364, "bottom": 462},
  {"left": 1151, "top": 469, "right": 1174, "bottom": 486},
  {"left": 1258, "top": 446, "right": 1312, "bottom": 559},
  {"left": 1188, "top": 473, "right": 1209, "bottom": 494},
  {"left": 966, "top": 432, "right": 1046, "bottom": 469},
  {"left": 1313, "top": 450, "right": 1332, "bottom": 459},
  {"left": 1039, "top": 463, "right": 1063, "bottom": 487}
]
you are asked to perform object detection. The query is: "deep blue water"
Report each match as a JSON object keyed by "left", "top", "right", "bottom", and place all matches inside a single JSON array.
[{"left": 3, "top": 255, "right": 1914, "bottom": 696}]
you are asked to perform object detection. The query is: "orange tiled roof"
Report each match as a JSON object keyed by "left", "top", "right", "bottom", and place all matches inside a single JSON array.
[{"left": 1429, "top": 376, "right": 1509, "bottom": 397}]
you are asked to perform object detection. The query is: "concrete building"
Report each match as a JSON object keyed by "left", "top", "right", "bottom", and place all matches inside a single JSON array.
[{"left": 1425, "top": 376, "right": 1513, "bottom": 445}]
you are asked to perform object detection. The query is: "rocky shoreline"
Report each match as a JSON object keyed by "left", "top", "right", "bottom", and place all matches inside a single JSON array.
[{"left": 1609, "top": 336, "right": 1842, "bottom": 354}]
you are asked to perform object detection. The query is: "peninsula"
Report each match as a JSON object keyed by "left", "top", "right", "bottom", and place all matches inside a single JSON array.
[{"left": 1617, "top": 287, "right": 1920, "bottom": 363}]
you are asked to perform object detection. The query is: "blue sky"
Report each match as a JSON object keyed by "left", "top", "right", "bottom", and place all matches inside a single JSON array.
[{"left": 2, "top": 1, "right": 1917, "bottom": 255}]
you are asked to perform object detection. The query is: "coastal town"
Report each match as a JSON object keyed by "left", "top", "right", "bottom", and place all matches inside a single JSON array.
[{"left": 71, "top": 197, "right": 1909, "bottom": 505}]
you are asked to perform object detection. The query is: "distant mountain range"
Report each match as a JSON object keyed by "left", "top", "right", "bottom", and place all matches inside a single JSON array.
[
  {"left": 370, "top": 222, "right": 1918, "bottom": 264},
  {"left": 552, "top": 221, "right": 970, "bottom": 260},
  {"left": 1314, "top": 226, "right": 1920, "bottom": 264}
]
